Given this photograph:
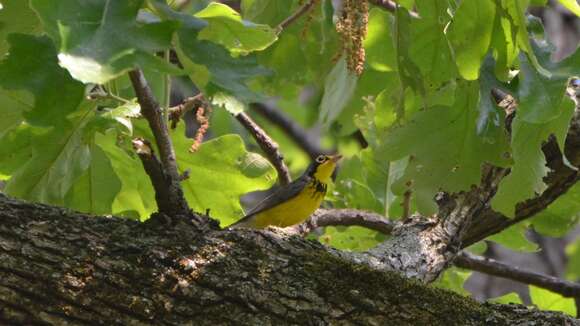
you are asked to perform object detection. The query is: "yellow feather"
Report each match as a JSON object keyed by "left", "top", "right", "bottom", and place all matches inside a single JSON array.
[{"left": 251, "top": 183, "right": 325, "bottom": 228}]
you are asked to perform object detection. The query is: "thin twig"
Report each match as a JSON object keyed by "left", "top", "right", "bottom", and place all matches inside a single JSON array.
[
  {"left": 368, "top": 0, "right": 420, "bottom": 18},
  {"left": 235, "top": 112, "right": 292, "bottom": 186},
  {"left": 250, "top": 103, "right": 328, "bottom": 160},
  {"left": 277, "top": 0, "right": 317, "bottom": 33},
  {"left": 128, "top": 69, "right": 190, "bottom": 216},
  {"left": 168, "top": 94, "right": 205, "bottom": 129},
  {"left": 455, "top": 252, "right": 580, "bottom": 298},
  {"left": 293, "top": 208, "right": 395, "bottom": 235}
]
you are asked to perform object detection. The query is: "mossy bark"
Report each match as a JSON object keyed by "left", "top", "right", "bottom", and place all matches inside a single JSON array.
[{"left": 0, "top": 194, "right": 577, "bottom": 325}]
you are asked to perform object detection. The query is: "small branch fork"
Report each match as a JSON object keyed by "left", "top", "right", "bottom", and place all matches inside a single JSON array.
[
  {"left": 295, "top": 208, "right": 580, "bottom": 299},
  {"left": 128, "top": 69, "right": 190, "bottom": 218},
  {"left": 293, "top": 81, "right": 580, "bottom": 294},
  {"left": 166, "top": 95, "right": 292, "bottom": 186}
]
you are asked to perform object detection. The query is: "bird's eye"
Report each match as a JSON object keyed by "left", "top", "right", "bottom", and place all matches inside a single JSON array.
[{"left": 316, "top": 155, "right": 326, "bottom": 163}]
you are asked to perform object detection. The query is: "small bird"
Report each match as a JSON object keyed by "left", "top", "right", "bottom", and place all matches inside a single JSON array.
[{"left": 230, "top": 154, "right": 342, "bottom": 229}]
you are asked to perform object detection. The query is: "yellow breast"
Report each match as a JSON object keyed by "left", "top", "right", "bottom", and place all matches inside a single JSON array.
[{"left": 251, "top": 182, "right": 326, "bottom": 228}]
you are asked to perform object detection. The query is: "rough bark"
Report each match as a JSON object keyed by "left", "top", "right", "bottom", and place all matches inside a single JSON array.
[{"left": 0, "top": 194, "right": 577, "bottom": 325}]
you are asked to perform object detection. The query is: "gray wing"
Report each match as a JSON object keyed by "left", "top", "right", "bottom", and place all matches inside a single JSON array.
[{"left": 230, "top": 176, "right": 311, "bottom": 227}]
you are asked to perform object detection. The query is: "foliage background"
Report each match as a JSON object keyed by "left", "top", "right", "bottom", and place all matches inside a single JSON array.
[{"left": 0, "top": 0, "right": 579, "bottom": 316}]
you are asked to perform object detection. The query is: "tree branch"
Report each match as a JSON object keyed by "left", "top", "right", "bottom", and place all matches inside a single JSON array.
[
  {"left": 1, "top": 194, "right": 578, "bottom": 325},
  {"left": 455, "top": 252, "right": 580, "bottom": 298},
  {"left": 295, "top": 209, "right": 580, "bottom": 300},
  {"left": 293, "top": 208, "right": 395, "bottom": 235},
  {"left": 168, "top": 94, "right": 204, "bottom": 130},
  {"left": 128, "top": 69, "right": 190, "bottom": 217},
  {"left": 277, "top": 0, "right": 317, "bottom": 33},
  {"left": 235, "top": 112, "right": 292, "bottom": 186},
  {"left": 250, "top": 103, "right": 328, "bottom": 160},
  {"left": 461, "top": 82, "right": 580, "bottom": 247}
]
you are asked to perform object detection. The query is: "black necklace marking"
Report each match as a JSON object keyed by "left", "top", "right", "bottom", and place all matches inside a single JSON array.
[{"left": 309, "top": 179, "right": 327, "bottom": 198}]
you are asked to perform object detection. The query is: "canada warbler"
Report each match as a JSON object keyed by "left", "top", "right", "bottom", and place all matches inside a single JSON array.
[{"left": 231, "top": 154, "right": 342, "bottom": 228}]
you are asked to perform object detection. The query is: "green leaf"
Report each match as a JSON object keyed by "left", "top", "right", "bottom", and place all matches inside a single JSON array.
[
  {"left": 531, "top": 183, "right": 580, "bottom": 237},
  {"left": 195, "top": 2, "right": 277, "bottom": 55},
  {"left": 4, "top": 106, "right": 94, "bottom": 205},
  {"left": 501, "top": 0, "right": 549, "bottom": 76},
  {"left": 31, "top": 0, "right": 181, "bottom": 84},
  {"left": 489, "top": 223, "right": 538, "bottom": 252},
  {"left": 447, "top": 0, "right": 495, "bottom": 80},
  {"left": 64, "top": 140, "right": 121, "bottom": 215},
  {"left": 491, "top": 97, "right": 574, "bottom": 217},
  {"left": 490, "top": 292, "right": 522, "bottom": 304},
  {"left": 150, "top": 0, "right": 270, "bottom": 101},
  {"left": 0, "top": 124, "right": 34, "bottom": 179},
  {"left": 517, "top": 55, "right": 572, "bottom": 123},
  {"left": 491, "top": 43, "right": 577, "bottom": 217},
  {"left": 319, "top": 226, "right": 385, "bottom": 252},
  {"left": 364, "top": 8, "right": 396, "bottom": 72},
  {"left": 211, "top": 92, "right": 246, "bottom": 115},
  {"left": 490, "top": 8, "right": 519, "bottom": 81},
  {"left": 433, "top": 267, "right": 471, "bottom": 295},
  {"left": 319, "top": 57, "right": 358, "bottom": 127},
  {"left": 566, "top": 238, "right": 580, "bottom": 280},
  {"left": 170, "top": 125, "right": 276, "bottom": 224},
  {"left": 530, "top": 286, "right": 575, "bottom": 316},
  {"left": 0, "top": 34, "right": 84, "bottom": 125},
  {"left": 96, "top": 130, "right": 156, "bottom": 219},
  {"left": 0, "top": 88, "right": 29, "bottom": 139},
  {"left": 0, "top": 0, "right": 42, "bottom": 55},
  {"left": 378, "top": 82, "right": 510, "bottom": 214},
  {"left": 556, "top": 0, "right": 580, "bottom": 17},
  {"left": 409, "top": 0, "right": 455, "bottom": 83},
  {"left": 241, "top": 0, "right": 294, "bottom": 25}
]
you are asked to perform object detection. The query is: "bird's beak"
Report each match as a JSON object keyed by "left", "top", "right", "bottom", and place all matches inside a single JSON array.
[{"left": 330, "top": 154, "right": 343, "bottom": 163}]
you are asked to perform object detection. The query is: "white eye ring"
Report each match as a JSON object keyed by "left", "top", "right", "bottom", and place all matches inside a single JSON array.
[{"left": 316, "top": 155, "right": 326, "bottom": 163}]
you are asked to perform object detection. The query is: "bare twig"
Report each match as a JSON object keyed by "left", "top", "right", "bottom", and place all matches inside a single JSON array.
[
  {"left": 277, "top": 0, "right": 317, "bottom": 33},
  {"left": 168, "top": 94, "right": 204, "bottom": 129},
  {"left": 293, "top": 208, "right": 395, "bottom": 235},
  {"left": 455, "top": 252, "right": 580, "bottom": 298},
  {"left": 129, "top": 69, "right": 190, "bottom": 217},
  {"left": 250, "top": 103, "right": 328, "bottom": 160},
  {"left": 369, "top": 0, "right": 420, "bottom": 18},
  {"left": 402, "top": 190, "right": 411, "bottom": 219},
  {"left": 235, "top": 112, "right": 292, "bottom": 186}
]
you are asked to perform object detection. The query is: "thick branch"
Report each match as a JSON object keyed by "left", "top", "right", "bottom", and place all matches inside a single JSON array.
[
  {"left": 455, "top": 252, "right": 580, "bottom": 298},
  {"left": 0, "top": 194, "right": 577, "bottom": 325},
  {"left": 235, "top": 112, "right": 292, "bottom": 185},
  {"left": 297, "top": 210, "right": 580, "bottom": 300},
  {"left": 250, "top": 103, "right": 328, "bottom": 159},
  {"left": 128, "top": 69, "right": 190, "bottom": 217}
]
